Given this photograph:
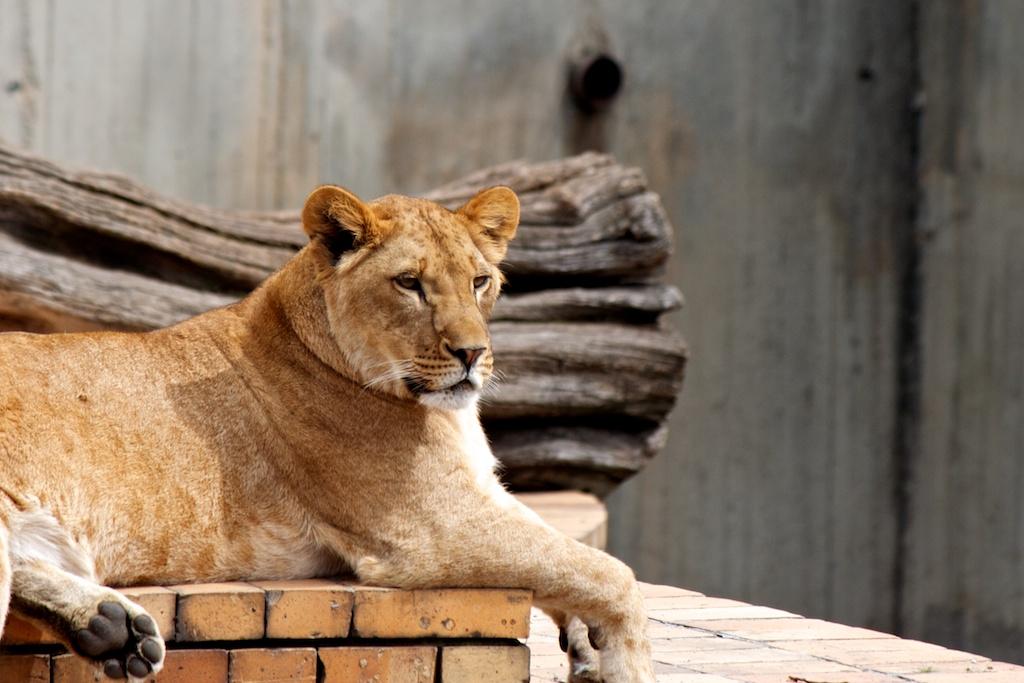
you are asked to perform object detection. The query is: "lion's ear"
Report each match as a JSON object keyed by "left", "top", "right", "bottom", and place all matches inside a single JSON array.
[
  {"left": 302, "top": 185, "right": 379, "bottom": 262},
  {"left": 458, "top": 186, "right": 519, "bottom": 263}
]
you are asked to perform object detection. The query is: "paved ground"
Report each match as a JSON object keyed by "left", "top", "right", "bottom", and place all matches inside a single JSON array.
[
  {"left": 525, "top": 491, "right": 1023, "bottom": 682},
  {"left": 527, "top": 582, "right": 1024, "bottom": 683}
]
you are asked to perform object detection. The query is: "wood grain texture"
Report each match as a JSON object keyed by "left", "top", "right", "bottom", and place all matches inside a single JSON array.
[
  {"left": 491, "top": 425, "right": 667, "bottom": 493},
  {"left": 492, "top": 284, "right": 682, "bottom": 324},
  {"left": 486, "top": 321, "right": 684, "bottom": 423},
  {"left": 0, "top": 146, "right": 672, "bottom": 289},
  {"left": 905, "top": 0, "right": 1024, "bottom": 662}
]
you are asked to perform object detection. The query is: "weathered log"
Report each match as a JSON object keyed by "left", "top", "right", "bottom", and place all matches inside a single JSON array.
[
  {"left": 485, "top": 322, "right": 685, "bottom": 423},
  {"left": 0, "top": 143, "right": 686, "bottom": 492},
  {"left": 0, "top": 228, "right": 681, "bottom": 331},
  {"left": 0, "top": 228, "right": 234, "bottom": 331},
  {"left": 490, "top": 425, "right": 668, "bottom": 495},
  {"left": 493, "top": 285, "right": 682, "bottom": 323},
  {"left": 0, "top": 146, "right": 671, "bottom": 290}
]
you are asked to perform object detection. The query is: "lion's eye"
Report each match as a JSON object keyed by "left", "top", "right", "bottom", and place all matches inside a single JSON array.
[
  {"left": 473, "top": 275, "right": 491, "bottom": 290},
  {"left": 395, "top": 275, "right": 421, "bottom": 292}
]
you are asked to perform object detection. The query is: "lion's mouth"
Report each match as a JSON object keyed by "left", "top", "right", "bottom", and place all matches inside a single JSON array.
[
  {"left": 402, "top": 376, "right": 478, "bottom": 396},
  {"left": 448, "top": 379, "right": 476, "bottom": 392}
]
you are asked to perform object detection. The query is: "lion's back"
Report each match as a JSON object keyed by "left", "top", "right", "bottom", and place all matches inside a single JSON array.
[{"left": 0, "top": 325, "right": 232, "bottom": 493}]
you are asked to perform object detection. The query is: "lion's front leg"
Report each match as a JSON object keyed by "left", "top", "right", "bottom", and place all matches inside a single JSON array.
[{"left": 356, "top": 500, "right": 655, "bottom": 683}]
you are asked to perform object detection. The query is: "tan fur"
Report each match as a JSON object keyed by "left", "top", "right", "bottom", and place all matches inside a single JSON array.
[{"left": 0, "top": 187, "right": 654, "bottom": 681}]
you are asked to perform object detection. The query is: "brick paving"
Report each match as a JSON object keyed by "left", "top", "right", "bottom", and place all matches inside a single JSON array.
[{"left": 528, "top": 583, "right": 1024, "bottom": 682}]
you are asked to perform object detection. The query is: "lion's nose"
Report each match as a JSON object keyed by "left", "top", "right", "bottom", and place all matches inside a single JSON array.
[{"left": 446, "top": 344, "right": 485, "bottom": 370}]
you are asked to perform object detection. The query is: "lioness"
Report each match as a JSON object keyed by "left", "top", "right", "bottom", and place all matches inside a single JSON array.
[{"left": 0, "top": 185, "right": 655, "bottom": 681}]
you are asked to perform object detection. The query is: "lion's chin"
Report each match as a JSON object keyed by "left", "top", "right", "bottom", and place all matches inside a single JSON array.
[{"left": 417, "top": 381, "right": 480, "bottom": 411}]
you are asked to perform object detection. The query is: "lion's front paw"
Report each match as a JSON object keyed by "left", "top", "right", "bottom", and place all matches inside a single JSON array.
[
  {"left": 588, "top": 623, "right": 655, "bottom": 683},
  {"left": 560, "top": 617, "right": 601, "bottom": 683},
  {"left": 559, "top": 618, "right": 654, "bottom": 683},
  {"left": 72, "top": 600, "right": 165, "bottom": 679}
]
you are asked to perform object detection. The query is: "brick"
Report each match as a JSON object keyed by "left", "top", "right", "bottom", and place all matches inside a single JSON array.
[
  {"left": 229, "top": 648, "right": 316, "bottom": 682},
  {"left": 0, "top": 653, "right": 50, "bottom": 682},
  {"left": 899, "top": 661, "right": 1024, "bottom": 678},
  {"left": 652, "top": 637, "right": 760, "bottom": 653},
  {"left": 645, "top": 621, "right": 711, "bottom": 639},
  {"left": 54, "top": 649, "right": 232, "bottom": 683},
  {"left": 911, "top": 670, "right": 1024, "bottom": 683},
  {"left": 158, "top": 649, "right": 230, "bottom": 683},
  {"left": 654, "top": 658, "right": 693, "bottom": 675},
  {"left": 251, "top": 579, "right": 353, "bottom": 639},
  {"left": 639, "top": 582, "right": 704, "bottom": 598},
  {"left": 770, "top": 636, "right": 998, "bottom": 674},
  {"left": 172, "top": 582, "right": 265, "bottom": 641},
  {"left": 119, "top": 586, "right": 177, "bottom": 641},
  {"left": 691, "top": 617, "right": 897, "bottom": 641},
  {"left": 352, "top": 587, "right": 531, "bottom": 639},
  {"left": 886, "top": 661, "right": 1003, "bottom": 675},
  {"left": 646, "top": 595, "right": 749, "bottom": 610},
  {"left": 770, "top": 638, "right": 942, "bottom": 659},
  {"left": 845, "top": 650, "right": 987, "bottom": 671},
  {"left": 527, "top": 651, "right": 568, "bottom": 678},
  {"left": 440, "top": 644, "right": 530, "bottom": 683},
  {"left": 2, "top": 610, "right": 61, "bottom": 645},
  {"left": 698, "top": 659, "right": 858, "bottom": 675},
  {"left": 654, "top": 646, "right": 805, "bottom": 667},
  {"left": 320, "top": 646, "right": 436, "bottom": 683},
  {"left": 654, "top": 605, "right": 797, "bottom": 622},
  {"left": 655, "top": 675, "right": 745, "bottom": 683},
  {"left": 52, "top": 654, "right": 104, "bottom": 683},
  {"left": 741, "top": 674, "right": 907, "bottom": 683}
]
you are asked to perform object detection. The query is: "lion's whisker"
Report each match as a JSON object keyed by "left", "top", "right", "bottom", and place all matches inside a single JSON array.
[{"left": 361, "top": 359, "right": 415, "bottom": 393}]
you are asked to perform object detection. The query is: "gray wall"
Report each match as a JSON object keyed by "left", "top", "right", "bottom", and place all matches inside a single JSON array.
[
  {"left": 1, "top": 0, "right": 1021, "bottom": 663},
  {"left": 608, "top": 3, "right": 915, "bottom": 639},
  {"left": 904, "top": 0, "right": 1024, "bottom": 658}
]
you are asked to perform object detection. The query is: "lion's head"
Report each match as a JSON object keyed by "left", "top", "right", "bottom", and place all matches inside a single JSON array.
[{"left": 300, "top": 184, "right": 518, "bottom": 410}]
